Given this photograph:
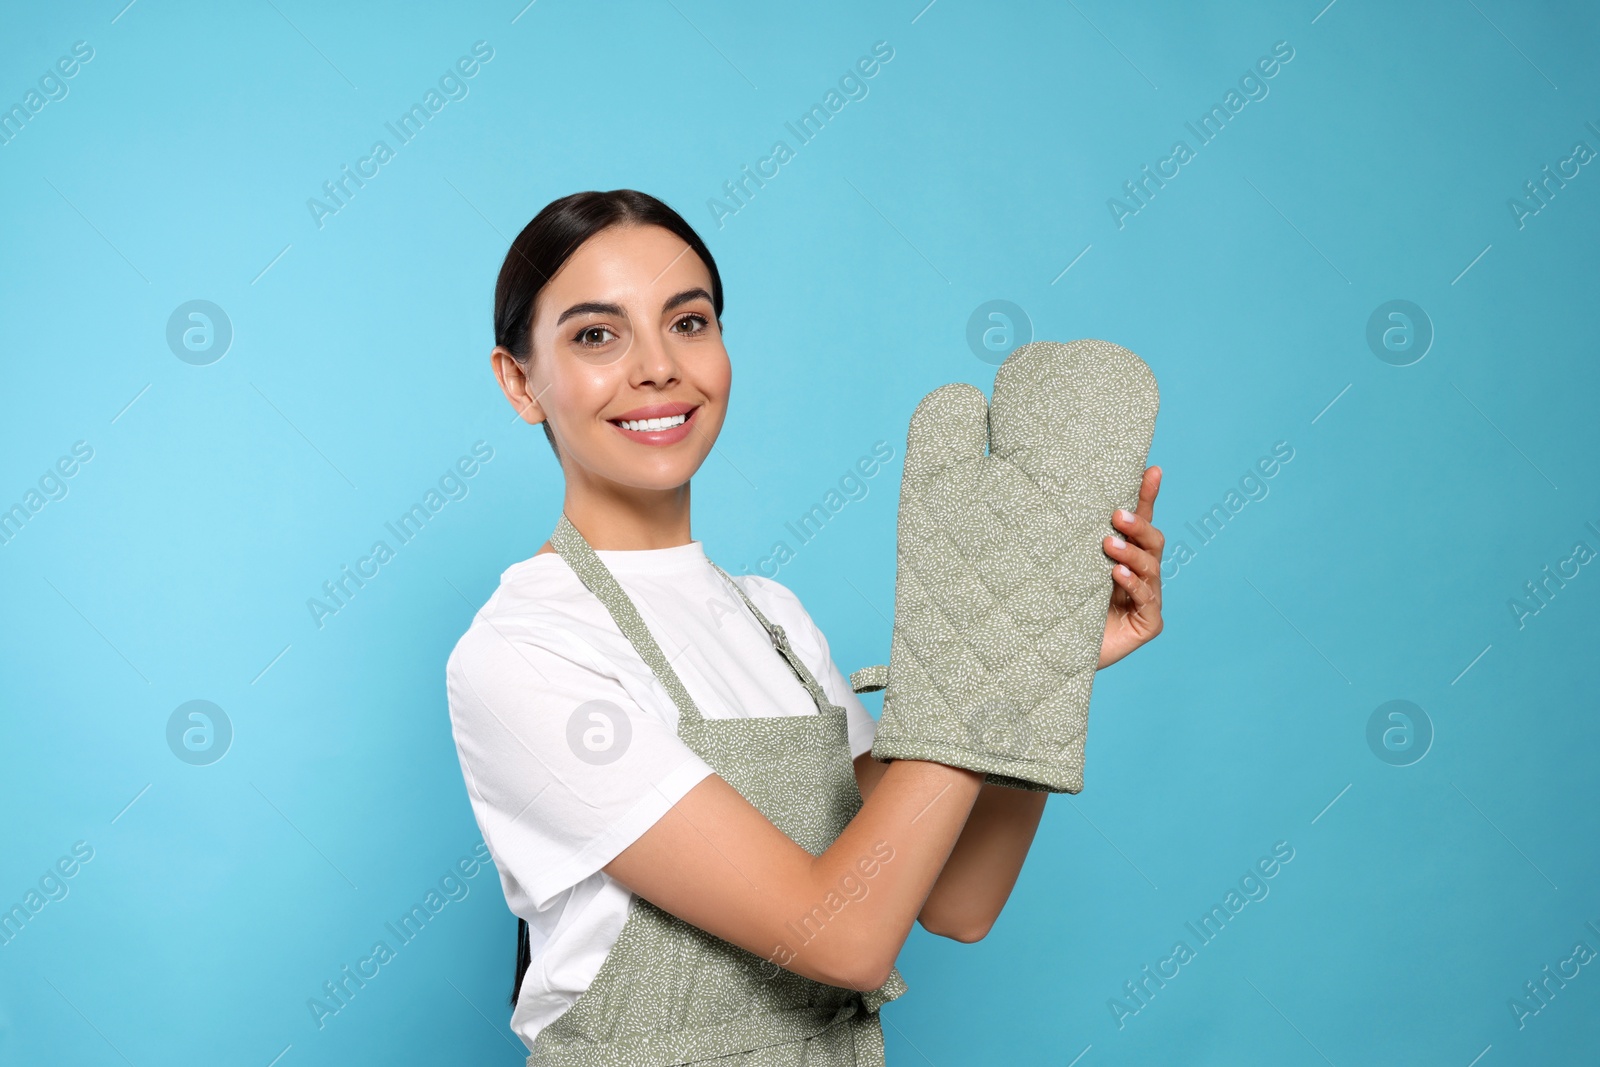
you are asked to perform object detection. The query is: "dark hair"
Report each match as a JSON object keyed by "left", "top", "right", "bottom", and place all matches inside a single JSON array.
[
  {"left": 512, "top": 916, "right": 530, "bottom": 1009},
  {"left": 493, "top": 189, "right": 725, "bottom": 461}
]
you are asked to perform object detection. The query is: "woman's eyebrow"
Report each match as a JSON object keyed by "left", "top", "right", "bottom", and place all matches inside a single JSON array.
[
  {"left": 661, "top": 287, "right": 712, "bottom": 312},
  {"left": 555, "top": 288, "right": 712, "bottom": 327},
  {"left": 556, "top": 300, "right": 621, "bottom": 326}
]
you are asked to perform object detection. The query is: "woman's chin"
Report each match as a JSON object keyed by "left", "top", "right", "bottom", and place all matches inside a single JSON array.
[
  {"left": 595, "top": 439, "right": 717, "bottom": 490},
  {"left": 596, "top": 458, "right": 703, "bottom": 493}
]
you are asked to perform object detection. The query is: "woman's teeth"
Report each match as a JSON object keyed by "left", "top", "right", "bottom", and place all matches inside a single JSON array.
[{"left": 617, "top": 412, "right": 688, "bottom": 432}]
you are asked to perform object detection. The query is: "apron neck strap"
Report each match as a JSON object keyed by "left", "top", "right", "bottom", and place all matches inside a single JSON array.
[
  {"left": 549, "top": 514, "right": 840, "bottom": 723},
  {"left": 706, "top": 561, "right": 837, "bottom": 715},
  {"left": 550, "top": 512, "right": 706, "bottom": 726}
]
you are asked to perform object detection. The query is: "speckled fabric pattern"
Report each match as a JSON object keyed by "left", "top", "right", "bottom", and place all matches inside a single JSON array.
[
  {"left": 528, "top": 514, "right": 906, "bottom": 1066},
  {"left": 867, "top": 339, "right": 1160, "bottom": 794}
]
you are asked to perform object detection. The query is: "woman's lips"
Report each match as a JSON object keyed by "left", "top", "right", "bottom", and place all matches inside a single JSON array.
[{"left": 609, "top": 405, "right": 699, "bottom": 446}]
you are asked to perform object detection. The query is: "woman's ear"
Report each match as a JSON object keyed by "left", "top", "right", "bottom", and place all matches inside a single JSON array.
[{"left": 492, "top": 346, "right": 546, "bottom": 426}]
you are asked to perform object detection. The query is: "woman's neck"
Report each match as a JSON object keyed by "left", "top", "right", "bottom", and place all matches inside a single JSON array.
[{"left": 558, "top": 480, "right": 693, "bottom": 551}]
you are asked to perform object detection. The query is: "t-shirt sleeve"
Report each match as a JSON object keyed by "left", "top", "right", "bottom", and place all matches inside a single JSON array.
[
  {"left": 740, "top": 576, "right": 879, "bottom": 759},
  {"left": 446, "top": 618, "right": 714, "bottom": 913}
]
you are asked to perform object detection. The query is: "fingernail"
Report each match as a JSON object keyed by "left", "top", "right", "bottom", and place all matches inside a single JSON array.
[
  {"left": 1110, "top": 536, "right": 1126, "bottom": 549},
  {"left": 1116, "top": 564, "right": 1131, "bottom": 576},
  {"left": 1119, "top": 509, "right": 1135, "bottom": 523}
]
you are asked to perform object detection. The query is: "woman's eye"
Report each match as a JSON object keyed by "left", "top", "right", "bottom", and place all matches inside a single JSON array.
[
  {"left": 577, "top": 325, "right": 617, "bottom": 347},
  {"left": 673, "top": 313, "right": 709, "bottom": 335}
]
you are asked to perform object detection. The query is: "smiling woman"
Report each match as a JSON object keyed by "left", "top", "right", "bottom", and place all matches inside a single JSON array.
[
  {"left": 488, "top": 191, "right": 727, "bottom": 477},
  {"left": 445, "top": 189, "right": 1168, "bottom": 1066}
]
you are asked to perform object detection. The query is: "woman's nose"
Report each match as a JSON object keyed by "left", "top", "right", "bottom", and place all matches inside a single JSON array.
[{"left": 628, "top": 329, "right": 680, "bottom": 388}]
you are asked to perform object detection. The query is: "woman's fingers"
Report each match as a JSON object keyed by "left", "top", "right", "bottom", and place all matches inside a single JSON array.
[
  {"left": 1110, "top": 559, "right": 1161, "bottom": 625},
  {"left": 1136, "top": 465, "right": 1161, "bottom": 519},
  {"left": 1103, "top": 531, "right": 1159, "bottom": 584},
  {"left": 1112, "top": 469, "right": 1164, "bottom": 555},
  {"left": 1106, "top": 465, "right": 1164, "bottom": 617},
  {"left": 1110, "top": 511, "right": 1156, "bottom": 554},
  {"left": 1099, "top": 466, "right": 1166, "bottom": 658}
]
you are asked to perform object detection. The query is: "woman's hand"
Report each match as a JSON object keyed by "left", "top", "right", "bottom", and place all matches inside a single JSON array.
[{"left": 1097, "top": 465, "right": 1165, "bottom": 670}]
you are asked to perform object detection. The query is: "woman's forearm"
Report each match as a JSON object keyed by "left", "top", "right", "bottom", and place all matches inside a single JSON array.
[
  {"left": 792, "top": 759, "right": 984, "bottom": 986},
  {"left": 604, "top": 758, "right": 983, "bottom": 993},
  {"left": 914, "top": 782, "right": 1046, "bottom": 940},
  {"left": 853, "top": 754, "right": 1046, "bottom": 943}
]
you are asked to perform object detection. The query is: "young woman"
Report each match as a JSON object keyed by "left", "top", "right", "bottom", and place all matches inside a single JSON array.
[{"left": 446, "top": 189, "right": 1166, "bottom": 1065}]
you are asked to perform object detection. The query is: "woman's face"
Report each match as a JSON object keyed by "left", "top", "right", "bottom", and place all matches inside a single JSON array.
[{"left": 497, "top": 223, "right": 730, "bottom": 492}]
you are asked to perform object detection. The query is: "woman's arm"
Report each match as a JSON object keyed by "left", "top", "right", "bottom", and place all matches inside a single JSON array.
[
  {"left": 603, "top": 758, "right": 984, "bottom": 991},
  {"left": 607, "top": 468, "right": 1166, "bottom": 982},
  {"left": 878, "top": 467, "right": 1168, "bottom": 941},
  {"left": 857, "top": 756, "right": 1045, "bottom": 942}
]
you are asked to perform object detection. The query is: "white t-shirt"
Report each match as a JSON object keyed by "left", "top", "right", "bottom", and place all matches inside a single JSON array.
[{"left": 445, "top": 538, "right": 879, "bottom": 1051}]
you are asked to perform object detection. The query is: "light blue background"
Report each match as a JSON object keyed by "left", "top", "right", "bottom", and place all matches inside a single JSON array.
[{"left": 3, "top": 0, "right": 1597, "bottom": 1063}]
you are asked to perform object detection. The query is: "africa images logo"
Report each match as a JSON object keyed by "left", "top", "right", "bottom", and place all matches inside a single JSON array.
[
  {"left": 1106, "top": 41, "right": 1296, "bottom": 230},
  {"left": 305, "top": 42, "right": 495, "bottom": 230}
]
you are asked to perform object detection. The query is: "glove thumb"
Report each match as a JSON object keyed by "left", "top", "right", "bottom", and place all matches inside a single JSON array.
[{"left": 903, "top": 382, "right": 989, "bottom": 483}]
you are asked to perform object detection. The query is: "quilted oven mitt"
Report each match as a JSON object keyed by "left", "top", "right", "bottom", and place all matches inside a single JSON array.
[{"left": 859, "top": 339, "right": 1159, "bottom": 793}]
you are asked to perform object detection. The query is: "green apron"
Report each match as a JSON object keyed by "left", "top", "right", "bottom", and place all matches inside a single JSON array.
[{"left": 528, "top": 514, "right": 907, "bottom": 1066}]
